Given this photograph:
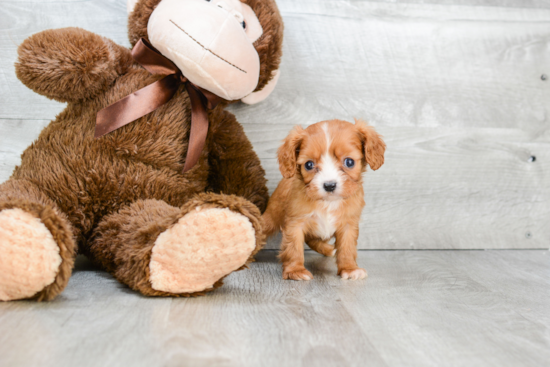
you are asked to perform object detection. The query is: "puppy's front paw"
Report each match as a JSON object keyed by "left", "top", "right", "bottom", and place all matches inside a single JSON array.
[
  {"left": 283, "top": 267, "right": 313, "bottom": 281},
  {"left": 339, "top": 268, "right": 368, "bottom": 280}
]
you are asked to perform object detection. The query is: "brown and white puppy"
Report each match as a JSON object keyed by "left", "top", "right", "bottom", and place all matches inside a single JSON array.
[{"left": 262, "top": 119, "right": 385, "bottom": 280}]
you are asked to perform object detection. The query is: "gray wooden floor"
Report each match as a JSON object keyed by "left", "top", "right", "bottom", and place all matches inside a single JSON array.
[{"left": 0, "top": 250, "right": 548, "bottom": 367}]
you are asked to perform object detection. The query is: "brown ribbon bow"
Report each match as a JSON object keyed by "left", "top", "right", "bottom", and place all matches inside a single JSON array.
[{"left": 95, "top": 38, "right": 222, "bottom": 173}]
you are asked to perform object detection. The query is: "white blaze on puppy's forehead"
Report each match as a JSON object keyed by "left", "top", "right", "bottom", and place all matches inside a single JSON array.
[
  {"left": 318, "top": 154, "right": 340, "bottom": 182},
  {"left": 322, "top": 123, "right": 332, "bottom": 150},
  {"left": 312, "top": 123, "right": 343, "bottom": 197}
]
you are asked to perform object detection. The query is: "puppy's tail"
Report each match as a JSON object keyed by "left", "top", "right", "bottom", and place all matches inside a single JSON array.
[{"left": 261, "top": 210, "right": 279, "bottom": 238}]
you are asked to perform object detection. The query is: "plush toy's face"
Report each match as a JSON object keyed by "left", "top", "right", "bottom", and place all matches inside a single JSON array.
[{"left": 128, "top": 0, "right": 283, "bottom": 103}]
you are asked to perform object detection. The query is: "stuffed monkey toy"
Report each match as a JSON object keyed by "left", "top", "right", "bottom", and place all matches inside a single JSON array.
[{"left": 0, "top": 0, "right": 283, "bottom": 301}]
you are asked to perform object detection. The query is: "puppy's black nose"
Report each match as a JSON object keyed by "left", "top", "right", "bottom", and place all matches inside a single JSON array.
[{"left": 323, "top": 181, "right": 337, "bottom": 192}]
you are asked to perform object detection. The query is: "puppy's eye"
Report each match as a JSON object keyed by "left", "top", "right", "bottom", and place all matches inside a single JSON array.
[
  {"left": 304, "top": 161, "right": 315, "bottom": 171},
  {"left": 344, "top": 158, "right": 355, "bottom": 168}
]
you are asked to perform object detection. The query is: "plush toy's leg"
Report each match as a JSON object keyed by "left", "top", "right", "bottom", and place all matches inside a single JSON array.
[
  {"left": 0, "top": 180, "right": 76, "bottom": 301},
  {"left": 88, "top": 193, "right": 264, "bottom": 296}
]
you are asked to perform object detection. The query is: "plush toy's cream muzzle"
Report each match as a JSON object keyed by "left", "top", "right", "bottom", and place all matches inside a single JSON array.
[{"left": 138, "top": 0, "right": 276, "bottom": 102}]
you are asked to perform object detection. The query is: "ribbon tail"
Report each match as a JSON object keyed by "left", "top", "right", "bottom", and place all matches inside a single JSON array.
[
  {"left": 199, "top": 88, "right": 223, "bottom": 110},
  {"left": 95, "top": 74, "right": 180, "bottom": 138},
  {"left": 183, "top": 84, "right": 210, "bottom": 173}
]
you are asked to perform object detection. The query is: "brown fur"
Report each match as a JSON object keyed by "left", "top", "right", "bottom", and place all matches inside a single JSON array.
[
  {"left": 0, "top": 0, "right": 282, "bottom": 300},
  {"left": 263, "top": 120, "right": 386, "bottom": 280},
  {"left": 87, "top": 193, "right": 263, "bottom": 297}
]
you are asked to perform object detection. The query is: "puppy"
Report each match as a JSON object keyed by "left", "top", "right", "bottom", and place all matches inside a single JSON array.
[{"left": 262, "top": 119, "right": 385, "bottom": 280}]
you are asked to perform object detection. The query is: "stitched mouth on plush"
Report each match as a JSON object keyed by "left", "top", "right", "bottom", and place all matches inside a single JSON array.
[{"left": 147, "top": 0, "right": 262, "bottom": 101}]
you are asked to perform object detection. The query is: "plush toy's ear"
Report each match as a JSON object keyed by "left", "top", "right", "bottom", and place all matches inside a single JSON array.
[
  {"left": 278, "top": 126, "right": 304, "bottom": 179},
  {"left": 127, "top": 0, "right": 139, "bottom": 14},
  {"left": 245, "top": 0, "right": 284, "bottom": 97},
  {"left": 241, "top": 69, "right": 280, "bottom": 105},
  {"left": 354, "top": 119, "right": 386, "bottom": 171}
]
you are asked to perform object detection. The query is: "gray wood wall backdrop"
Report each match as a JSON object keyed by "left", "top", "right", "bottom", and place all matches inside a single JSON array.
[{"left": 0, "top": 0, "right": 549, "bottom": 249}]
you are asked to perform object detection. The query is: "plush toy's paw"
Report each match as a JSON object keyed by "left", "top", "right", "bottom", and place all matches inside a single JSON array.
[
  {"left": 339, "top": 268, "right": 368, "bottom": 280},
  {"left": 0, "top": 209, "right": 62, "bottom": 301},
  {"left": 149, "top": 207, "right": 256, "bottom": 294}
]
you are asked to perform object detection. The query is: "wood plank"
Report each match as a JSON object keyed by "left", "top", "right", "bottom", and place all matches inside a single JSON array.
[{"left": 0, "top": 250, "right": 548, "bottom": 367}]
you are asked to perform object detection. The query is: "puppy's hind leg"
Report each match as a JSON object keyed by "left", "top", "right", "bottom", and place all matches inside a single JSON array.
[
  {"left": 306, "top": 236, "right": 336, "bottom": 257},
  {"left": 261, "top": 210, "right": 278, "bottom": 238}
]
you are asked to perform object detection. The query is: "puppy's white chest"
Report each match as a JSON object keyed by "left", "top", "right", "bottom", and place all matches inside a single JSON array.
[{"left": 310, "top": 207, "right": 337, "bottom": 240}]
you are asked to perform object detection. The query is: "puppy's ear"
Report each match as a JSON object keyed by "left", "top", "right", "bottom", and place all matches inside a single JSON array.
[
  {"left": 278, "top": 126, "right": 304, "bottom": 178},
  {"left": 354, "top": 119, "right": 386, "bottom": 171}
]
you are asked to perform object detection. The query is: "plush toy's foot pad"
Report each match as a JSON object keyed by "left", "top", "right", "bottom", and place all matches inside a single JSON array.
[
  {"left": 149, "top": 208, "right": 256, "bottom": 294},
  {"left": 0, "top": 209, "right": 62, "bottom": 301}
]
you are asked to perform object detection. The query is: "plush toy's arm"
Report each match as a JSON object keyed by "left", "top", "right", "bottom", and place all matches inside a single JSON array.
[
  {"left": 15, "top": 27, "right": 133, "bottom": 103},
  {"left": 207, "top": 111, "right": 269, "bottom": 212}
]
